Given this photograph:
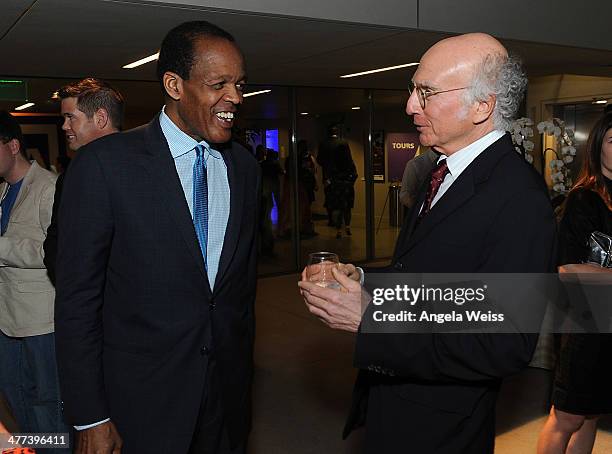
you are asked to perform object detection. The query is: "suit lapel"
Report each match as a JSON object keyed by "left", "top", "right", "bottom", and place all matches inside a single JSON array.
[
  {"left": 402, "top": 170, "right": 475, "bottom": 254},
  {"left": 214, "top": 143, "right": 244, "bottom": 291},
  {"left": 394, "top": 134, "right": 513, "bottom": 258},
  {"left": 144, "top": 116, "right": 211, "bottom": 292}
]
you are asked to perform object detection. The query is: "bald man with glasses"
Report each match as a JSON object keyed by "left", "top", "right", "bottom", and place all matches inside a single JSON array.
[{"left": 300, "top": 33, "right": 556, "bottom": 453}]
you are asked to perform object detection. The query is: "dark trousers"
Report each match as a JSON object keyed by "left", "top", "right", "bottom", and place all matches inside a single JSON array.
[
  {"left": 0, "top": 332, "right": 72, "bottom": 454},
  {"left": 188, "top": 361, "right": 246, "bottom": 454},
  {"left": 333, "top": 208, "right": 352, "bottom": 229}
]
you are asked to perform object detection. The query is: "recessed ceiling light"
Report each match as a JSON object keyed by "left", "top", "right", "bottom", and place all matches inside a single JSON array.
[
  {"left": 593, "top": 98, "right": 608, "bottom": 104},
  {"left": 300, "top": 112, "right": 309, "bottom": 115},
  {"left": 351, "top": 106, "right": 361, "bottom": 110},
  {"left": 123, "top": 52, "right": 159, "bottom": 69},
  {"left": 14, "top": 102, "right": 34, "bottom": 111},
  {"left": 340, "top": 62, "right": 419, "bottom": 79},
  {"left": 243, "top": 89, "right": 271, "bottom": 98},
  {"left": 51, "top": 91, "right": 59, "bottom": 100}
]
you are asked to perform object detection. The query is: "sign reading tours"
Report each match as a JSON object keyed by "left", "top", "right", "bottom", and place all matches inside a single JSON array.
[{"left": 386, "top": 132, "right": 420, "bottom": 181}]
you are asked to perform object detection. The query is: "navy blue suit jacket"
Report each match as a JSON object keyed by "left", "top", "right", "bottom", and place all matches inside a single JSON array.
[
  {"left": 344, "top": 134, "right": 557, "bottom": 453},
  {"left": 55, "top": 115, "right": 260, "bottom": 453}
]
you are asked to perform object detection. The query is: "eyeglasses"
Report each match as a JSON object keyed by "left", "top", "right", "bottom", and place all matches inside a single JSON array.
[{"left": 408, "top": 81, "right": 471, "bottom": 109}]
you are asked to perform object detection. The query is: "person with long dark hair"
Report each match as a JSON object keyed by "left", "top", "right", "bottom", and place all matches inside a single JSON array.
[{"left": 538, "top": 112, "right": 612, "bottom": 454}]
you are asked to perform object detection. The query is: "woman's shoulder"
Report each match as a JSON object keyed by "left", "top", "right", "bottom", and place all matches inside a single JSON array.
[
  {"left": 562, "top": 186, "right": 610, "bottom": 223},
  {"left": 565, "top": 187, "right": 602, "bottom": 208}
]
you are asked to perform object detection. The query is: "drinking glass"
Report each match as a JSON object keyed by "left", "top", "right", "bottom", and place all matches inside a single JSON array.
[{"left": 307, "top": 252, "right": 340, "bottom": 289}]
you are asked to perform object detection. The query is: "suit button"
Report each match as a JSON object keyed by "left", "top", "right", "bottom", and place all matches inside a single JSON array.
[
  {"left": 200, "top": 346, "right": 210, "bottom": 356},
  {"left": 394, "top": 262, "right": 404, "bottom": 271},
  {"left": 209, "top": 300, "right": 216, "bottom": 310}
]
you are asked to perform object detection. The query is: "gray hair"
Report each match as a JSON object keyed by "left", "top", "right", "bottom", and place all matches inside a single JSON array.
[{"left": 463, "top": 53, "right": 527, "bottom": 131}]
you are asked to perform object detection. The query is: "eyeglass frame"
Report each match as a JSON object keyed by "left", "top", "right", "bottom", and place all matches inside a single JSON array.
[{"left": 408, "top": 81, "right": 471, "bottom": 110}]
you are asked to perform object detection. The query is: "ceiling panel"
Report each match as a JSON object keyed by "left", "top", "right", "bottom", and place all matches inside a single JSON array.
[
  {"left": 1, "top": 0, "right": 612, "bottom": 87},
  {"left": 135, "top": 0, "right": 418, "bottom": 29},
  {"left": 0, "top": 0, "right": 401, "bottom": 81},
  {"left": 0, "top": 0, "right": 32, "bottom": 38},
  {"left": 420, "top": 0, "right": 612, "bottom": 52},
  {"left": 1, "top": 0, "right": 612, "bottom": 118}
]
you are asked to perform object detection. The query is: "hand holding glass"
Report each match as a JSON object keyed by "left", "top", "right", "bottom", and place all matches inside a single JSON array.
[{"left": 307, "top": 252, "right": 341, "bottom": 289}]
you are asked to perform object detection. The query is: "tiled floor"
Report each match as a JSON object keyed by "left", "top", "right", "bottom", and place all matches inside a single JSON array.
[{"left": 250, "top": 273, "right": 612, "bottom": 453}]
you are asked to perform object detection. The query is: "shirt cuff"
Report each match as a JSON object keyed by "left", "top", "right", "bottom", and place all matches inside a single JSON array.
[
  {"left": 75, "top": 418, "right": 110, "bottom": 431},
  {"left": 356, "top": 266, "right": 365, "bottom": 286}
]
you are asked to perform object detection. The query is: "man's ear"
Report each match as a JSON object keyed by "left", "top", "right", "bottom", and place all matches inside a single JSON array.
[
  {"left": 94, "top": 108, "right": 110, "bottom": 130},
  {"left": 7, "top": 138, "right": 21, "bottom": 157},
  {"left": 163, "top": 71, "right": 182, "bottom": 101},
  {"left": 473, "top": 94, "right": 496, "bottom": 125}
]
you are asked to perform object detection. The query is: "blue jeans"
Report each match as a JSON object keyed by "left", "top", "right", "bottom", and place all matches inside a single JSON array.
[{"left": 0, "top": 331, "right": 72, "bottom": 453}]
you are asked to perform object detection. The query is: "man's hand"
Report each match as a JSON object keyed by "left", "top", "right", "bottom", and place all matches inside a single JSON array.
[
  {"left": 299, "top": 266, "right": 364, "bottom": 332},
  {"left": 75, "top": 421, "right": 122, "bottom": 454},
  {"left": 559, "top": 263, "right": 612, "bottom": 285},
  {"left": 337, "top": 263, "right": 361, "bottom": 282},
  {"left": 559, "top": 263, "right": 611, "bottom": 274}
]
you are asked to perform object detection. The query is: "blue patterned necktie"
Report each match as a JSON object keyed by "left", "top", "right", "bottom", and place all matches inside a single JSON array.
[{"left": 193, "top": 144, "right": 208, "bottom": 268}]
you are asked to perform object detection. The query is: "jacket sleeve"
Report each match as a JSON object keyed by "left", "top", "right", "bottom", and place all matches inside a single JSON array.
[
  {"left": 354, "top": 188, "right": 555, "bottom": 383},
  {"left": 0, "top": 182, "right": 55, "bottom": 269},
  {"left": 43, "top": 173, "right": 64, "bottom": 284},
  {"left": 54, "top": 150, "right": 114, "bottom": 426}
]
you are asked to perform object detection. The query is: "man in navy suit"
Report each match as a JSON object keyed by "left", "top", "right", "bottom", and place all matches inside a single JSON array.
[
  {"left": 300, "top": 33, "right": 556, "bottom": 453},
  {"left": 55, "top": 21, "right": 259, "bottom": 454}
]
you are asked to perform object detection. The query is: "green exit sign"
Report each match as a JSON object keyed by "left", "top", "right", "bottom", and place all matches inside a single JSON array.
[{"left": 0, "top": 79, "right": 27, "bottom": 102}]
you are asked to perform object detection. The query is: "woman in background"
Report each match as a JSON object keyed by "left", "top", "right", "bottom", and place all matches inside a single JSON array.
[{"left": 538, "top": 112, "right": 612, "bottom": 454}]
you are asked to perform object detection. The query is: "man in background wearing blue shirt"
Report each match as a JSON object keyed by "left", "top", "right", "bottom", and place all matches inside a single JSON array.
[{"left": 0, "top": 110, "right": 70, "bottom": 453}]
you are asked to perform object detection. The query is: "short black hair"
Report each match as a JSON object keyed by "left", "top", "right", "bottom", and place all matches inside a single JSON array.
[
  {"left": 0, "top": 110, "right": 25, "bottom": 157},
  {"left": 156, "top": 21, "right": 236, "bottom": 90},
  {"left": 58, "top": 78, "right": 125, "bottom": 130}
]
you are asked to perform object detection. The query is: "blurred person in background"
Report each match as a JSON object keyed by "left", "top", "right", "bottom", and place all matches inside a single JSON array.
[
  {"left": 327, "top": 142, "right": 357, "bottom": 239},
  {"left": 399, "top": 148, "right": 438, "bottom": 209},
  {"left": 0, "top": 111, "right": 69, "bottom": 454},
  {"left": 43, "top": 77, "right": 124, "bottom": 285}
]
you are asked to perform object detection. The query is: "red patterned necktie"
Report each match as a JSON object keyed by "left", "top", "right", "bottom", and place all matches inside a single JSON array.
[{"left": 418, "top": 159, "right": 449, "bottom": 219}]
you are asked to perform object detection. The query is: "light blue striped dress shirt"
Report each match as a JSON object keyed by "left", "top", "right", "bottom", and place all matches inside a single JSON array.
[
  {"left": 159, "top": 108, "right": 230, "bottom": 289},
  {"left": 74, "top": 110, "right": 231, "bottom": 431}
]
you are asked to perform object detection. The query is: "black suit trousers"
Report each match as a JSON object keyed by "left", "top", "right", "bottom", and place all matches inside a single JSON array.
[{"left": 188, "top": 360, "right": 247, "bottom": 454}]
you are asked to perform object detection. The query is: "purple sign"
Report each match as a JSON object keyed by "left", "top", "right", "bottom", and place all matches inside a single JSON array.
[{"left": 386, "top": 132, "right": 420, "bottom": 181}]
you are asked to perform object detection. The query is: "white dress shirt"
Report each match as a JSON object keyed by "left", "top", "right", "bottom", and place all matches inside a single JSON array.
[{"left": 430, "top": 129, "right": 505, "bottom": 208}]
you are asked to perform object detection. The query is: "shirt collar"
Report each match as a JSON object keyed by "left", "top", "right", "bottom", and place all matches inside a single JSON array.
[
  {"left": 159, "top": 107, "right": 223, "bottom": 160},
  {"left": 438, "top": 130, "right": 505, "bottom": 179}
]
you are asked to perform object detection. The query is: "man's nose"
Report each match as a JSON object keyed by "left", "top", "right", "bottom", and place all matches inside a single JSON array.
[
  {"left": 225, "top": 85, "right": 243, "bottom": 105},
  {"left": 406, "top": 90, "right": 420, "bottom": 116}
]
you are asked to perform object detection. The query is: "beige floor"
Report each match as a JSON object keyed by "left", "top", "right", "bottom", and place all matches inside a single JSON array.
[{"left": 250, "top": 273, "right": 612, "bottom": 453}]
